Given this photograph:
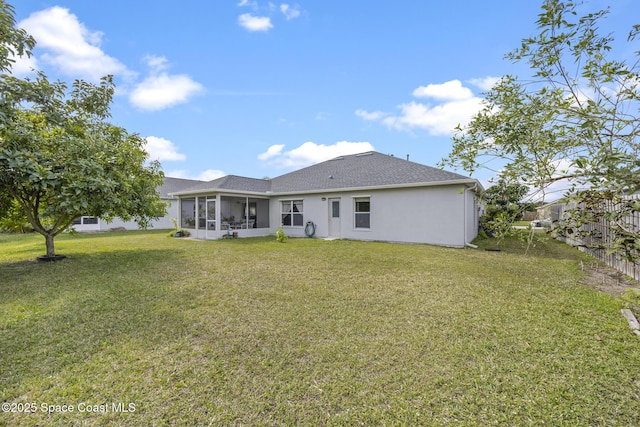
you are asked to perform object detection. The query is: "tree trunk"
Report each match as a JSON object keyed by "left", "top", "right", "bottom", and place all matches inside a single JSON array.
[{"left": 45, "top": 233, "right": 56, "bottom": 257}]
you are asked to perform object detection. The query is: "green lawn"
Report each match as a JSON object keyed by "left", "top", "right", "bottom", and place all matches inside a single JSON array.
[{"left": 1, "top": 231, "right": 639, "bottom": 426}]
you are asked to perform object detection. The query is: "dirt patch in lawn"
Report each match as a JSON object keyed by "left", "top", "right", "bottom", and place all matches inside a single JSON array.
[
  {"left": 579, "top": 263, "right": 640, "bottom": 334},
  {"left": 581, "top": 263, "right": 639, "bottom": 298}
]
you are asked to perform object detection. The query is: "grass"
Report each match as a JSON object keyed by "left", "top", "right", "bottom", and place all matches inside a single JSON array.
[{"left": 1, "top": 230, "right": 639, "bottom": 426}]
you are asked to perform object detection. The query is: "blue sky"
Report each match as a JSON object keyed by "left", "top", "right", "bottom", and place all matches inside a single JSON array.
[{"left": 11, "top": 1, "right": 639, "bottom": 186}]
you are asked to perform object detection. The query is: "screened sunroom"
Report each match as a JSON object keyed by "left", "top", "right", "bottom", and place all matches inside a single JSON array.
[{"left": 179, "top": 194, "right": 270, "bottom": 239}]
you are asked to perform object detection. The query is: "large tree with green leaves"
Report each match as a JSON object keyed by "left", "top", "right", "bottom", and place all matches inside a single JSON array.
[
  {"left": 0, "top": 0, "right": 35, "bottom": 220},
  {"left": 442, "top": 0, "right": 640, "bottom": 261},
  {"left": 0, "top": 74, "right": 165, "bottom": 258},
  {"left": 0, "top": 0, "right": 34, "bottom": 72},
  {"left": 481, "top": 178, "right": 530, "bottom": 237},
  {"left": 0, "top": 1, "right": 165, "bottom": 258}
]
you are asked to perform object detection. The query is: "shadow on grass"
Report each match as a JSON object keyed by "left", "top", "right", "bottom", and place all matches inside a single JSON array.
[
  {"left": 59, "top": 229, "right": 172, "bottom": 239},
  {"left": 0, "top": 230, "right": 172, "bottom": 263},
  {"left": 0, "top": 247, "right": 195, "bottom": 397},
  {"left": 472, "top": 233, "right": 590, "bottom": 262}
]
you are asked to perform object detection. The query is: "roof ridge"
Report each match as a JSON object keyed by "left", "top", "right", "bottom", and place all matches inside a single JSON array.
[{"left": 170, "top": 150, "right": 478, "bottom": 196}]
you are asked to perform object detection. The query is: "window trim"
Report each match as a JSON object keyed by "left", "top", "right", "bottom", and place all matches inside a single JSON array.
[
  {"left": 353, "top": 196, "right": 371, "bottom": 230},
  {"left": 72, "top": 216, "right": 99, "bottom": 225},
  {"left": 280, "top": 199, "right": 304, "bottom": 227}
]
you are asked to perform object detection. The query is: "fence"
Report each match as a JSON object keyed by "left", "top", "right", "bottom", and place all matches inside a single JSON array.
[{"left": 546, "top": 195, "right": 640, "bottom": 281}]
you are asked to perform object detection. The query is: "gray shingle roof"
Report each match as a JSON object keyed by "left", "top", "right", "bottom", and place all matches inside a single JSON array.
[
  {"left": 171, "top": 175, "right": 272, "bottom": 195},
  {"left": 270, "top": 151, "right": 474, "bottom": 193},
  {"left": 170, "top": 151, "right": 476, "bottom": 195},
  {"left": 158, "top": 177, "right": 207, "bottom": 197}
]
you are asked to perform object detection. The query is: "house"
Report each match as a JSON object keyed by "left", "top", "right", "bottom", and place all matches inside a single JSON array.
[
  {"left": 71, "top": 177, "right": 205, "bottom": 232},
  {"left": 171, "top": 151, "right": 483, "bottom": 247}
]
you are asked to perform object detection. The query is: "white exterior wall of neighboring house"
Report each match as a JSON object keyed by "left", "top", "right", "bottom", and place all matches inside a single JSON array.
[
  {"left": 270, "top": 184, "right": 478, "bottom": 247},
  {"left": 70, "top": 216, "right": 101, "bottom": 232},
  {"left": 99, "top": 198, "right": 177, "bottom": 230},
  {"left": 72, "top": 177, "right": 206, "bottom": 233},
  {"left": 72, "top": 198, "right": 177, "bottom": 232}
]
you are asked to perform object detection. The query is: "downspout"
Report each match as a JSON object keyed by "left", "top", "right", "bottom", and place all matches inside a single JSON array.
[{"left": 464, "top": 184, "right": 478, "bottom": 249}]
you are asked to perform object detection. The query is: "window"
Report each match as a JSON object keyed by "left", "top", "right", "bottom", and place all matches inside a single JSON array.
[
  {"left": 83, "top": 217, "right": 98, "bottom": 225},
  {"left": 181, "top": 198, "right": 196, "bottom": 228},
  {"left": 281, "top": 200, "right": 303, "bottom": 226},
  {"left": 354, "top": 197, "right": 370, "bottom": 229},
  {"left": 332, "top": 200, "right": 340, "bottom": 218},
  {"left": 72, "top": 216, "right": 98, "bottom": 225}
]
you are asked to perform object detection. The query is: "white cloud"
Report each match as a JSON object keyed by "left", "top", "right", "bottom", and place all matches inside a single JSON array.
[
  {"left": 8, "top": 51, "right": 38, "bottom": 77},
  {"left": 383, "top": 97, "right": 483, "bottom": 135},
  {"left": 237, "top": 0, "right": 258, "bottom": 9},
  {"left": 355, "top": 109, "right": 389, "bottom": 121},
  {"left": 357, "top": 79, "right": 487, "bottom": 136},
  {"left": 259, "top": 141, "right": 375, "bottom": 169},
  {"left": 412, "top": 80, "right": 473, "bottom": 101},
  {"left": 237, "top": 2, "right": 302, "bottom": 31},
  {"left": 280, "top": 4, "right": 301, "bottom": 20},
  {"left": 143, "top": 55, "right": 169, "bottom": 71},
  {"left": 238, "top": 13, "right": 273, "bottom": 31},
  {"left": 18, "top": 6, "right": 129, "bottom": 82},
  {"left": 257, "top": 144, "right": 285, "bottom": 160},
  {"left": 468, "top": 76, "right": 501, "bottom": 91},
  {"left": 144, "top": 136, "right": 187, "bottom": 162},
  {"left": 19, "top": 7, "right": 202, "bottom": 111},
  {"left": 129, "top": 55, "right": 203, "bottom": 111},
  {"left": 168, "top": 169, "right": 227, "bottom": 181},
  {"left": 130, "top": 72, "right": 204, "bottom": 111}
]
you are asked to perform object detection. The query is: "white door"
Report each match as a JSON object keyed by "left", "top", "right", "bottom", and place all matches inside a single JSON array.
[
  {"left": 328, "top": 198, "right": 341, "bottom": 237},
  {"left": 205, "top": 199, "right": 216, "bottom": 239}
]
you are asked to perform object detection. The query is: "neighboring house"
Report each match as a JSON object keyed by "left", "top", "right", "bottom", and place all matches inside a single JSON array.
[
  {"left": 171, "top": 151, "right": 483, "bottom": 247},
  {"left": 71, "top": 177, "right": 205, "bottom": 232}
]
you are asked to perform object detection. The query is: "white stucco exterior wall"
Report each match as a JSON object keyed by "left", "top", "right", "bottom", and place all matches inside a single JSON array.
[
  {"left": 71, "top": 198, "right": 177, "bottom": 232},
  {"left": 103, "top": 199, "right": 176, "bottom": 230},
  {"left": 271, "top": 184, "right": 478, "bottom": 247}
]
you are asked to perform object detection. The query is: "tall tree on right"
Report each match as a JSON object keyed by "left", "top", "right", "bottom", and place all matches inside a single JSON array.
[{"left": 442, "top": 0, "right": 640, "bottom": 261}]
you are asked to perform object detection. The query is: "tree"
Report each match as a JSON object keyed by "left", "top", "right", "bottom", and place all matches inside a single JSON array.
[
  {"left": 0, "top": 199, "right": 33, "bottom": 233},
  {"left": 0, "top": 0, "right": 35, "bottom": 220},
  {"left": 0, "top": 73, "right": 166, "bottom": 258},
  {"left": 442, "top": 0, "right": 640, "bottom": 260},
  {"left": 0, "top": 0, "right": 35, "bottom": 73},
  {"left": 481, "top": 178, "right": 530, "bottom": 237},
  {"left": 0, "top": 1, "right": 165, "bottom": 259}
]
